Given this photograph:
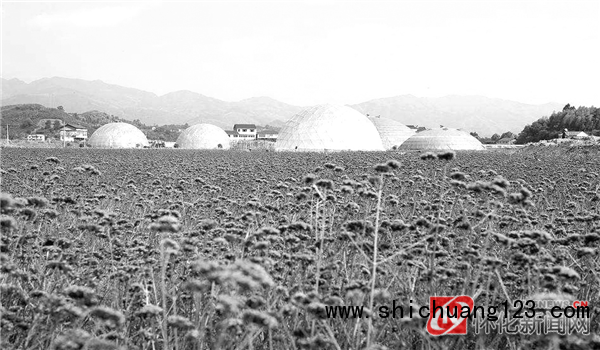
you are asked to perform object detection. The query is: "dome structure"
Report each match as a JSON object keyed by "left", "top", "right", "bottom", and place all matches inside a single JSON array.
[
  {"left": 398, "top": 128, "right": 485, "bottom": 150},
  {"left": 88, "top": 123, "right": 149, "bottom": 148},
  {"left": 368, "top": 116, "right": 416, "bottom": 150},
  {"left": 276, "top": 104, "right": 384, "bottom": 151},
  {"left": 176, "top": 124, "right": 230, "bottom": 149}
]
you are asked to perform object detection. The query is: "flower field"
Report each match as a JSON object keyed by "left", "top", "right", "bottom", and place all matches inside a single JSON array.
[{"left": 1, "top": 147, "right": 599, "bottom": 350}]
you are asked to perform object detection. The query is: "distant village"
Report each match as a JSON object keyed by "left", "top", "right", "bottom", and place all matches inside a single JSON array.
[{"left": 24, "top": 122, "right": 281, "bottom": 148}]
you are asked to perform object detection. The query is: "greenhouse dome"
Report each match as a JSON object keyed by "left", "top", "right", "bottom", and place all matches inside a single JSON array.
[
  {"left": 368, "top": 116, "right": 416, "bottom": 150},
  {"left": 176, "top": 124, "right": 230, "bottom": 149},
  {"left": 275, "top": 104, "right": 384, "bottom": 151},
  {"left": 398, "top": 128, "right": 485, "bottom": 150},
  {"left": 88, "top": 123, "right": 149, "bottom": 148}
]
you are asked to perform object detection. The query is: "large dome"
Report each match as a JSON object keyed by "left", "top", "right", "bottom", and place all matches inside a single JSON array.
[
  {"left": 398, "top": 128, "right": 485, "bottom": 150},
  {"left": 276, "top": 104, "right": 384, "bottom": 151},
  {"left": 88, "top": 123, "right": 149, "bottom": 148},
  {"left": 368, "top": 116, "right": 416, "bottom": 150},
  {"left": 176, "top": 124, "right": 230, "bottom": 149}
]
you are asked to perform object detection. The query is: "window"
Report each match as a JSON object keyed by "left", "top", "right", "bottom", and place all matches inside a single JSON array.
[
  {"left": 250, "top": 129, "right": 255, "bottom": 132},
  {"left": 243, "top": 129, "right": 247, "bottom": 132}
]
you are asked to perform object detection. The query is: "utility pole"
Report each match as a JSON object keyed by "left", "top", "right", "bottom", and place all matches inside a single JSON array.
[
  {"left": 6, "top": 124, "right": 8, "bottom": 143},
  {"left": 62, "top": 119, "right": 66, "bottom": 148}
]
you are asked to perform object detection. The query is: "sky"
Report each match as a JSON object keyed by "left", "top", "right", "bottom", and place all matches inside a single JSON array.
[{"left": 1, "top": 0, "right": 599, "bottom": 106}]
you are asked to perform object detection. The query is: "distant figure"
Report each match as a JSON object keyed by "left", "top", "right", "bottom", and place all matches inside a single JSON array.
[{"left": 562, "top": 129, "right": 567, "bottom": 139}]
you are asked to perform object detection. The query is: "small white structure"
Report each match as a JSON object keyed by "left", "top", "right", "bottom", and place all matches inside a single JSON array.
[
  {"left": 176, "top": 123, "right": 230, "bottom": 149},
  {"left": 27, "top": 134, "right": 46, "bottom": 142},
  {"left": 256, "top": 130, "right": 278, "bottom": 141},
  {"left": 561, "top": 131, "right": 589, "bottom": 139},
  {"left": 60, "top": 123, "right": 88, "bottom": 142}
]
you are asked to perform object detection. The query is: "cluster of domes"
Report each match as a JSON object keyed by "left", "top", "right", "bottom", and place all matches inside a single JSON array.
[{"left": 89, "top": 105, "right": 485, "bottom": 151}]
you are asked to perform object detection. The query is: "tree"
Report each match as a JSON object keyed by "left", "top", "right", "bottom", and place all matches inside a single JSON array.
[
  {"left": 491, "top": 133, "right": 501, "bottom": 142},
  {"left": 45, "top": 120, "right": 52, "bottom": 129},
  {"left": 470, "top": 131, "right": 480, "bottom": 139},
  {"left": 500, "top": 131, "right": 515, "bottom": 139},
  {"left": 20, "top": 118, "right": 34, "bottom": 129}
]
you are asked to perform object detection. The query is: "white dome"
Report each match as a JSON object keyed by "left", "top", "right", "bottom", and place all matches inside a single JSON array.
[
  {"left": 368, "top": 116, "right": 415, "bottom": 150},
  {"left": 89, "top": 123, "right": 149, "bottom": 148},
  {"left": 398, "top": 128, "right": 485, "bottom": 150},
  {"left": 276, "top": 104, "right": 384, "bottom": 151},
  {"left": 176, "top": 124, "right": 230, "bottom": 149}
]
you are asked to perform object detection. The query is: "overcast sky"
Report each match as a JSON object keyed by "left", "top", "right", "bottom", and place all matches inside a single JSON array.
[{"left": 2, "top": 1, "right": 599, "bottom": 106}]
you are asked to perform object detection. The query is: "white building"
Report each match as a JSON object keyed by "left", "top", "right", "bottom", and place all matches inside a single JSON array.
[
  {"left": 232, "top": 124, "right": 257, "bottom": 139},
  {"left": 60, "top": 123, "right": 88, "bottom": 142},
  {"left": 256, "top": 130, "right": 278, "bottom": 141},
  {"left": 27, "top": 134, "right": 46, "bottom": 142}
]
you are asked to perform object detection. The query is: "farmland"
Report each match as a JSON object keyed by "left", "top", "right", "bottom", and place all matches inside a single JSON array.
[{"left": 1, "top": 147, "right": 599, "bottom": 350}]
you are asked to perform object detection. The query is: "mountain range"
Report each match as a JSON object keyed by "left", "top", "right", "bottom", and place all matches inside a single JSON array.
[{"left": 1, "top": 77, "right": 563, "bottom": 135}]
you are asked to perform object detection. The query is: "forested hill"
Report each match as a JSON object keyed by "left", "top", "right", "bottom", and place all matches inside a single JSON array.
[
  {"left": 0, "top": 104, "right": 188, "bottom": 142},
  {"left": 516, "top": 105, "right": 599, "bottom": 144}
]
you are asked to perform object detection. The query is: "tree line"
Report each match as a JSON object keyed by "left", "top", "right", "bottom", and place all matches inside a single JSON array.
[{"left": 516, "top": 105, "right": 599, "bottom": 144}]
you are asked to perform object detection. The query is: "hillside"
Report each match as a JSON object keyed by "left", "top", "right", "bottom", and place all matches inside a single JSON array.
[
  {"left": 2, "top": 77, "right": 564, "bottom": 136},
  {"left": 2, "top": 77, "right": 302, "bottom": 130},
  {"left": 0, "top": 104, "right": 125, "bottom": 140}
]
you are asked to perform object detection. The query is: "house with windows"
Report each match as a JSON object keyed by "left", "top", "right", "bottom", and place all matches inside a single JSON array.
[
  {"left": 256, "top": 130, "right": 278, "bottom": 141},
  {"left": 27, "top": 134, "right": 46, "bottom": 142},
  {"left": 60, "top": 123, "right": 88, "bottom": 142},
  {"left": 232, "top": 124, "right": 257, "bottom": 139}
]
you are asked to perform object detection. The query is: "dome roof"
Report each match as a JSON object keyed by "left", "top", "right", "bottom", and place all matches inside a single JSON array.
[
  {"left": 398, "top": 128, "right": 485, "bottom": 150},
  {"left": 176, "top": 124, "right": 230, "bottom": 149},
  {"left": 276, "top": 104, "right": 384, "bottom": 151},
  {"left": 88, "top": 123, "right": 149, "bottom": 148},
  {"left": 368, "top": 116, "right": 416, "bottom": 150}
]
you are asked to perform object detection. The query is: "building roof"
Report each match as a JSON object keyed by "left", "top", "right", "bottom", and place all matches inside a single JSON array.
[
  {"left": 225, "top": 130, "right": 238, "bottom": 136},
  {"left": 497, "top": 137, "right": 515, "bottom": 143},
  {"left": 398, "top": 127, "right": 485, "bottom": 150},
  {"left": 275, "top": 104, "right": 384, "bottom": 152},
  {"left": 233, "top": 124, "right": 256, "bottom": 130},
  {"left": 63, "top": 123, "right": 86, "bottom": 130}
]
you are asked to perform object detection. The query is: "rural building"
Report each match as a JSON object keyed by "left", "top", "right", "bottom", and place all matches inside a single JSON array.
[
  {"left": 233, "top": 124, "right": 257, "bottom": 139},
  {"left": 176, "top": 123, "right": 230, "bottom": 149},
  {"left": 398, "top": 127, "right": 485, "bottom": 150},
  {"left": 88, "top": 122, "right": 149, "bottom": 148},
  {"left": 256, "top": 130, "right": 279, "bottom": 141},
  {"left": 225, "top": 130, "right": 240, "bottom": 141},
  {"left": 27, "top": 134, "right": 46, "bottom": 142},
  {"left": 275, "top": 104, "right": 384, "bottom": 152},
  {"left": 497, "top": 137, "right": 516, "bottom": 144},
  {"left": 59, "top": 123, "right": 88, "bottom": 142},
  {"left": 368, "top": 116, "right": 415, "bottom": 150},
  {"left": 560, "top": 131, "right": 589, "bottom": 139}
]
